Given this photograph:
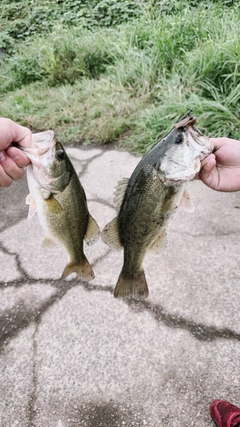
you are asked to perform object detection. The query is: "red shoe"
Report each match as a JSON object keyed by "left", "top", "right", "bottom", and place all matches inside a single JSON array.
[{"left": 210, "top": 400, "right": 240, "bottom": 427}]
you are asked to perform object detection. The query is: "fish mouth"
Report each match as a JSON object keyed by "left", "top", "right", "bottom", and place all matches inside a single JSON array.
[
  {"left": 32, "top": 130, "right": 55, "bottom": 153},
  {"left": 23, "top": 130, "right": 65, "bottom": 193},
  {"left": 174, "top": 111, "right": 197, "bottom": 129},
  {"left": 174, "top": 110, "right": 213, "bottom": 156},
  {"left": 186, "top": 124, "right": 213, "bottom": 158},
  {"left": 22, "top": 130, "right": 55, "bottom": 165}
]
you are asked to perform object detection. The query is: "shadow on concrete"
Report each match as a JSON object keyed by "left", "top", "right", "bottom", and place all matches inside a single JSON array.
[{"left": 1, "top": 275, "right": 240, "bottom": 357}]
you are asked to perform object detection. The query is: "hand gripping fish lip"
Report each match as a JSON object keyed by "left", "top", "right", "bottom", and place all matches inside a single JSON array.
[
  {"left": 172, "top": 110, "right": 211, "bottom": 153},
  {"left": 174, "top": 110, "right": 205, "bottom": 140}
]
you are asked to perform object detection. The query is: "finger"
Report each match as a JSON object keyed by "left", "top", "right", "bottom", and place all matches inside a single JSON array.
[
  {"left": 6, "top": 146, "right": 30, "bottom": 167},
  {"left": 0, "top": 164, "right": 13, "bottom": 187},
  {"left": 0, "top": 151, "right": 25, "bottom": 182},
  {"left": 11, "top": 122, "right": 32, "bottom": 148},
  {"left": 0, "top": 118, "right": 32, "bottom": 150},
  {"left": 209, "top": 137, "right": 240, "bottom": 151},
  {"left": 199, "top": 155, "right": 216, "bottom": 186},
  {"left": 195, "top": 154, "right": 215, "bottom": 180},
  {"left": 201, "top": 153, "right": 216, "bottom": 171},
  {"left": 210, "top": 137, "right": 227, "bottom": 150}
]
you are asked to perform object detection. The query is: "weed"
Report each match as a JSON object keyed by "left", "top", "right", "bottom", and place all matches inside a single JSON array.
[{"left": 0, "top": 1, "right": 239, "bottom": 153}]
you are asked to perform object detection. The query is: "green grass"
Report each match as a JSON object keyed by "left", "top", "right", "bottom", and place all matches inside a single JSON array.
[
  {"left": 0, "top": 1, "right": 239, "bottom": 154},
  {"left": 0, "top": 79, "right": 149, "bottom": 146}
]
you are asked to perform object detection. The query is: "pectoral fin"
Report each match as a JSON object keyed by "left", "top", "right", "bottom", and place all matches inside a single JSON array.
[
  {"left": 45, "top": 195, "right": 63, "bottom": 214},
  {"left": 101, "top": 217, "right": 122, "bottom": 250},
  {"left": 85, "top": 214, "right": 100, "bottom": 245},
  {"left": 26, "top": 194, "right": 37, "bottom": 219},
  {"left": 180, "top": 190, "right": 194, "bottom": 213}
]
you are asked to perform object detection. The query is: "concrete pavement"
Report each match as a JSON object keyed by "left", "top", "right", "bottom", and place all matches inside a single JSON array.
[{"left": 1, "top": 145, "right": 240, "bottom": 427}]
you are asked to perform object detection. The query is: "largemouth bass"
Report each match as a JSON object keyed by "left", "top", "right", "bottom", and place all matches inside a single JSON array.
[
  {"left": 102, "top": 111, "right": 213, "bottom": 299},
  {"left": 23, "top": 130, "right": 100, "bottom": 280}
]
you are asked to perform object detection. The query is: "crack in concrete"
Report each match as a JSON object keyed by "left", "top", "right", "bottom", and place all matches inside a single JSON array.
[
  {"left": 0, "top": 242, "right": 30, "bottom": 281},
  {"left": 0, "top": 275, "right": 114, "bottom": 355},
  {"left": 88, "top": 196, "right": 115, "bottom": 210},
  {"left": 27, "top": 321, "right": 39, "bottom": 427},
  {"left": 1, "top": 146, "right": 240, "bottom": 425},
  {"left": 126, "top": 299, "right": 240, "bottom": 342},
  {"left": 71, "top": 150, "right": 105, "bottom": 179},
  {"left": 1, "top": 205, "right": 240, "bottom": 347},
  {"left": 0, "top": 267, "right": 239, "bottom": 351},
  {"left": 172, "top": 229, "right": 240, "bottom": 238}
]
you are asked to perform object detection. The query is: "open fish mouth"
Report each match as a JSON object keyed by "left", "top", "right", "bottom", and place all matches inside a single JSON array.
[
  {"left": 31, "top": 130, "right": 55, "bottom": 154},
  {"left": 158, "top": 110, "right": 213, "bottom": 183},
  {"left": 187, "top": 125, "right": 211, "bottom": 153},
  {"left": 174, "top": 110, "right": 212, "bottom": 157},
  {"left": 186, "top": 121, "right": 213, "bottom": 162},
  {"left": 22, "top": 130, "right": 55, "bottom": 165},
  {"left": 22, "top": 130, "right": 68, "bottom": 193},
  {"left": 174, "top": 110, "right": 197, "bottom": 129}
]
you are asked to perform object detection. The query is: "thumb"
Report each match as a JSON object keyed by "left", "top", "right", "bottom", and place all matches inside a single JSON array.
[
  {"left": 199, "top": 154, "right": 216, "bottom": 184},
  {"left": 11, "top": 122, "right": 32, "bottom": 148}
]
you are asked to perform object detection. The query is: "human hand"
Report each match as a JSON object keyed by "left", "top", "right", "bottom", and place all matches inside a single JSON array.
[
  {"left": 199, "top": 137, "right": 240, "bottom": 192},
  {"left": 0, "top": 118, "right": 32, "bottom": 188}
]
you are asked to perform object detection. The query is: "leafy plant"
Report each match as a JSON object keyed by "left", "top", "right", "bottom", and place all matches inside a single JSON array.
[{"left": 0, "top": 0, "right": 239, "bottom": 153}]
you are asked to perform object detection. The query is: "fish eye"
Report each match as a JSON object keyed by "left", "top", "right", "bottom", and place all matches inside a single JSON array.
[
  {"left": 55, "top": 149, "right": 65, "bottom": 161},
  {"left": 175, "top": 134, "right": 183, "bottom": 144}
]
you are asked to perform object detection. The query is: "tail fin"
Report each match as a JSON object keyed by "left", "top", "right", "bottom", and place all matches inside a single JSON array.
[
  {"left": 61, "top": 256, "right": 94, "bottom": 281},
  {"left": 114, "top": 269, "right": 149, "bottom": 299}
]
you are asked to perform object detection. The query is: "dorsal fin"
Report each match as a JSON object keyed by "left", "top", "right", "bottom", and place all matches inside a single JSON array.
[{"left": 113, "top": 178, "right": 129, "bottom": 211}]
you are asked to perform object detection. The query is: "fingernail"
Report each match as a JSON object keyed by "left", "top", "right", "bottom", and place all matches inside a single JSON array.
[{"left": 0, "top": 151, "right": 6, "bottom": 162}]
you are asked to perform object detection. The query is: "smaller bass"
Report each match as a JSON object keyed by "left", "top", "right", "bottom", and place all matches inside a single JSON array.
[{"left": 23, "top": 130, "right": 100, "bottom": 281}]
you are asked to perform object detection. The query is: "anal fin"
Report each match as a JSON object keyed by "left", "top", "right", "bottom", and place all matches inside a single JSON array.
[
  {"left": 85, "top": 214, "right": 100, "bottom": 245},
  {"left": 148, "top": 230, "right": 168, "bottom": 256},
  {"left": 101, "top": 217, "right": 122, "bottom": 251},
  {"left": 41, "top": 236, "right": 58, "bottom": 248}
]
